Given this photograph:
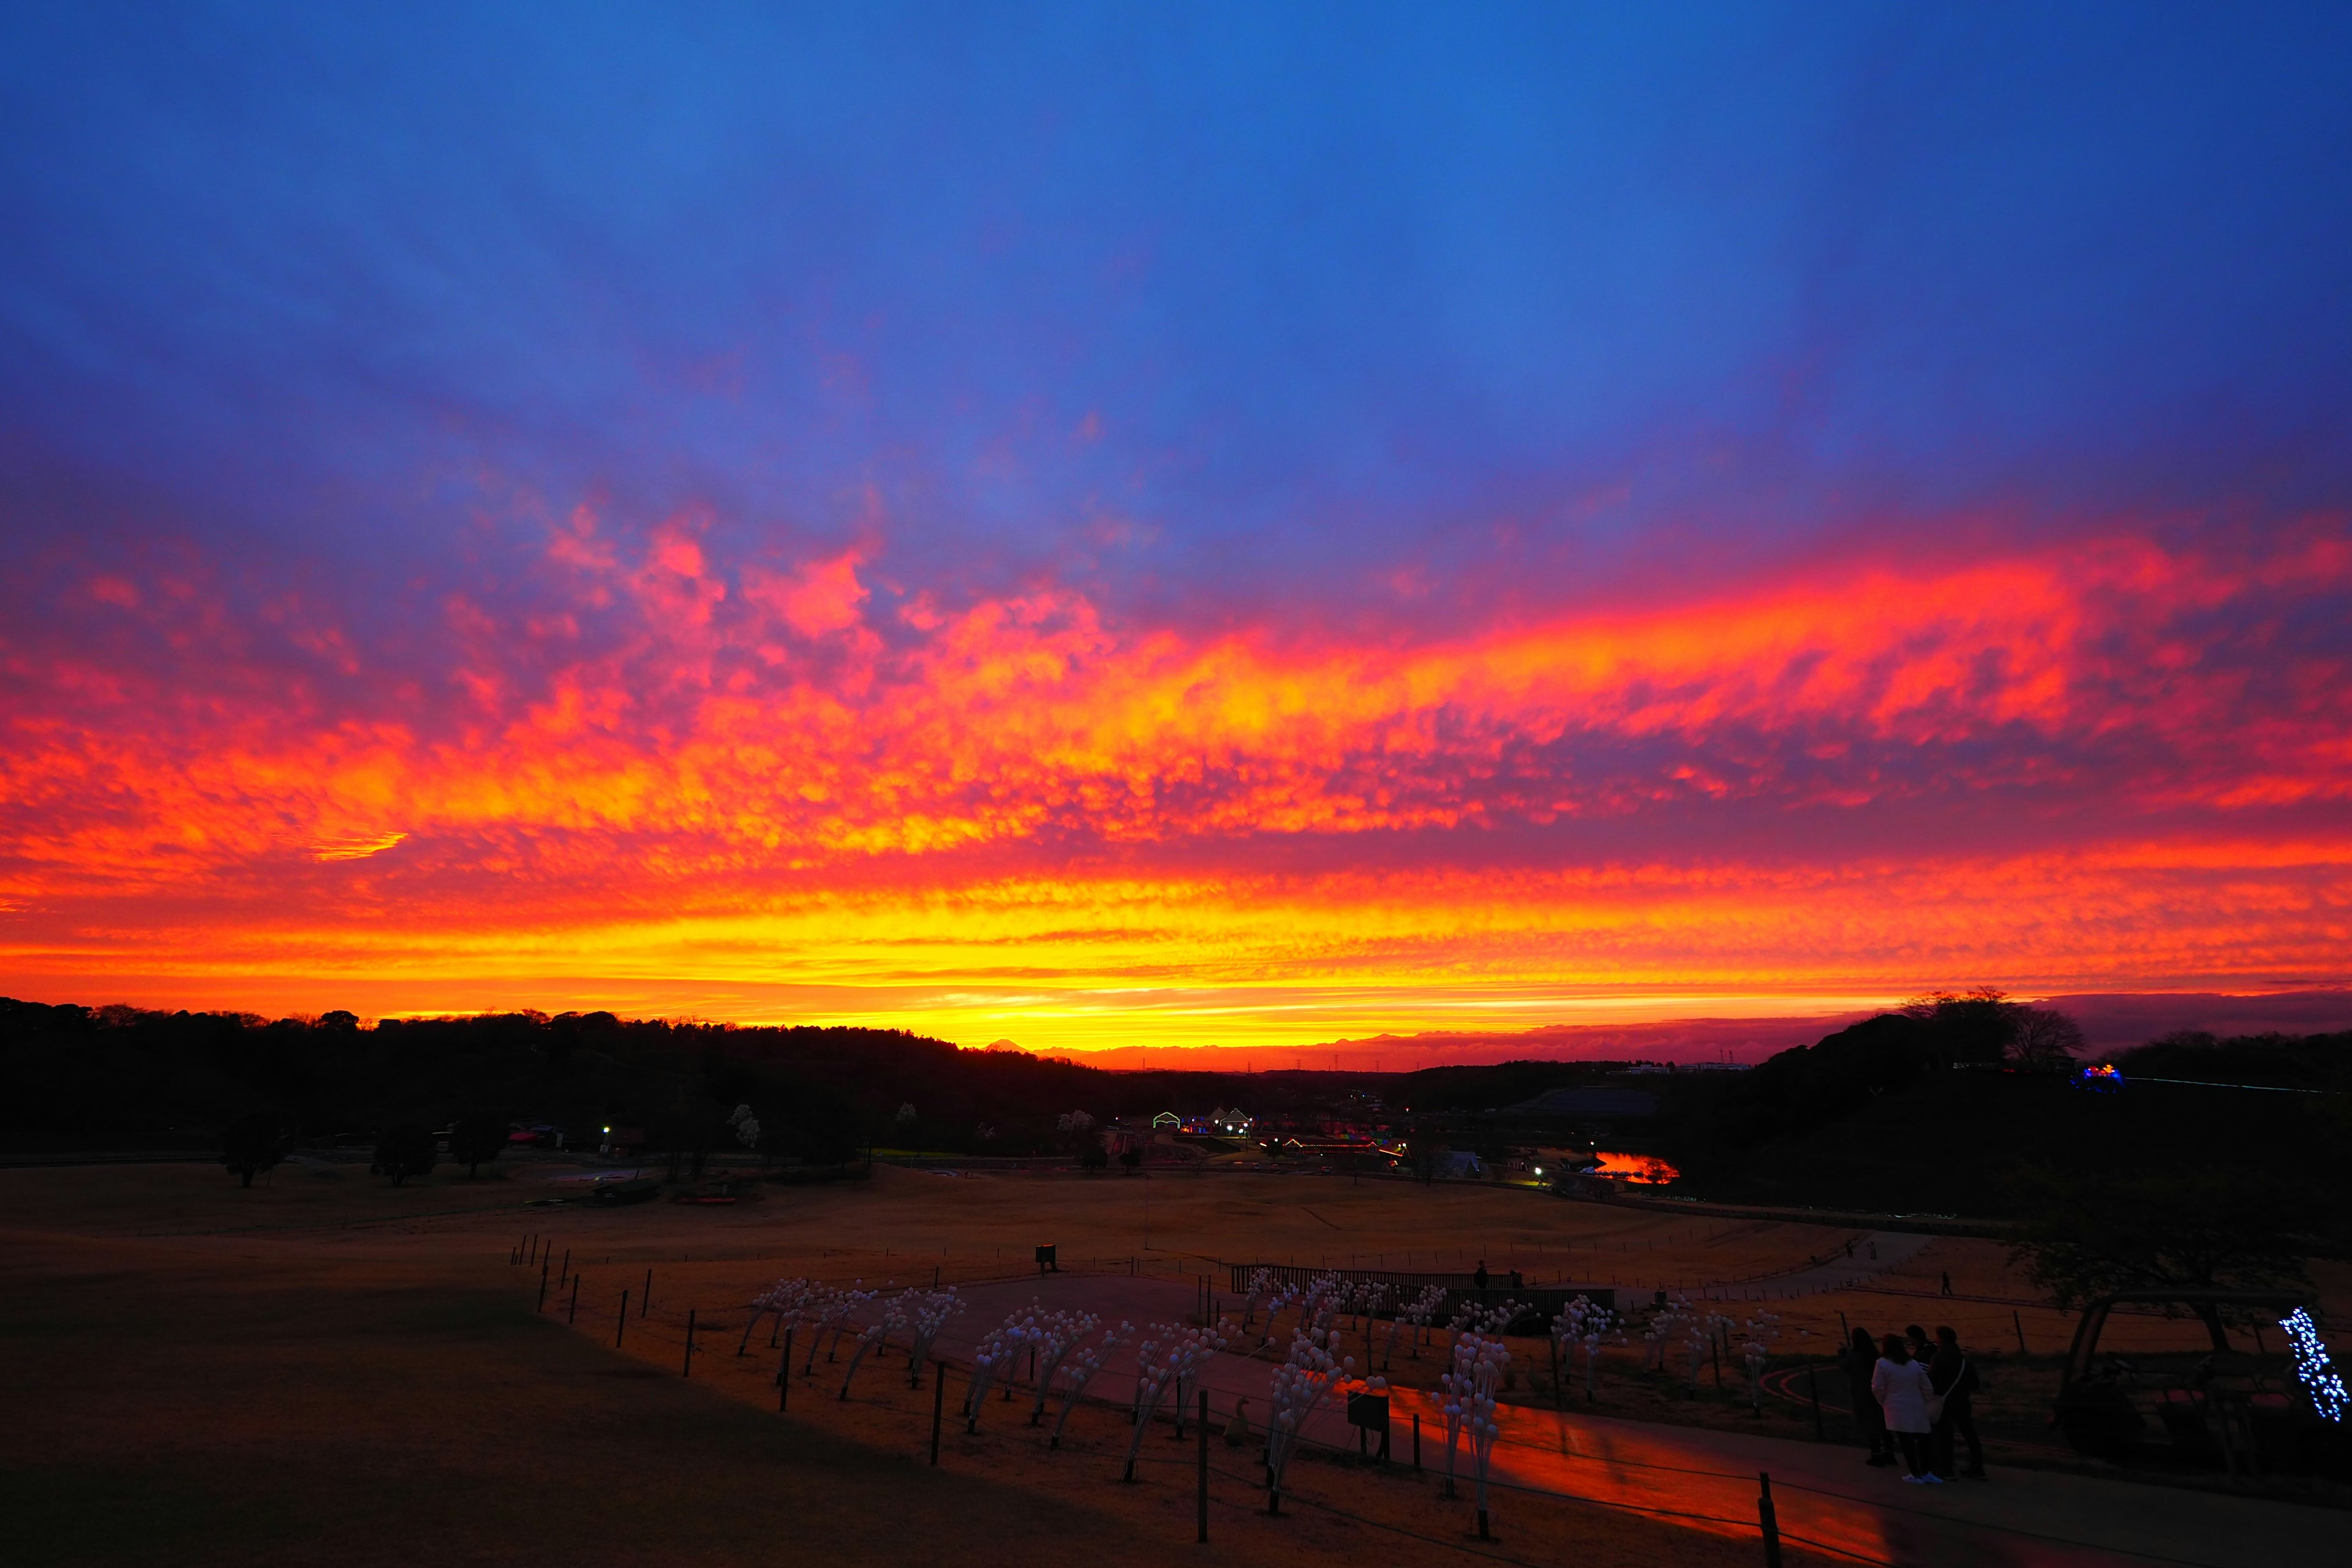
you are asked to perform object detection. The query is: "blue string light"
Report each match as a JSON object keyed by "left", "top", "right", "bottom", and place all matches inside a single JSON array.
[
  {"left": 2074, "top": 1062, "right": 2124, "bottom": 1095},
  {"left": 2282, "top": 1308, "right": 2346, "bottom": 1423}
]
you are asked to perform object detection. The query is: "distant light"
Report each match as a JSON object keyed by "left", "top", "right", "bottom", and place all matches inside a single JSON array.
[{"left": 1532, "top": 1167, "right": 1542, "bottom": 1175}]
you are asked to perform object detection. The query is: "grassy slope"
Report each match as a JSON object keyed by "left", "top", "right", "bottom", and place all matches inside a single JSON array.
[{"left": 0, "top": 1167, "right": 1823, "bottom": 1568}]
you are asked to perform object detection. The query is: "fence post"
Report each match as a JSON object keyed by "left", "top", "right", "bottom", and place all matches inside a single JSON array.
[
  {"left": 538, "top": 1259, "right": 549, "bottom": 1313},
  {"left": 930, "top": 1363, "right": 946, "bottom": 1465},
  {"left": 568, "top": 1275, "right": 579, "bottom": 1325},
  {"left": 643, "top": 1268, "right": 652, "bottom": 1316},
  {"left": 1197, "top": 1391, "right": 1210, "bottom": 1544},
  {"left": 780, "top": 1330, "right": 793, "bottom": 1412},
  {"left": 684, "top": 1308, "right": 696, "bottom": 1376},
  {"left": 1758, "top": 1471, "right": 1783, "bottom": 1568},
  {"left": 1808, "top": 1365, "right": 1824, "bottom": 1441},
  {"left": 2014, "top": 1309, "right": 2029, "bottom": 1355},
  {"left": 1412, "top": 1412, "right": 1422, "bottom": 1472},
  {"left": 617, "top": 1289, "right": 628, "bottom": 1348}
]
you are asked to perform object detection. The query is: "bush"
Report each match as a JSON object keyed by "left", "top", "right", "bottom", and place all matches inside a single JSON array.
[
  {"left": 448, "top": 1112, "right": 508, "bottom": 1177},
  {"left": 371, "top": 1123, "right": 438, "bottom": 1186},
  {"left": 221, "top": 1112, "right": 293, "bottom": 1188}
]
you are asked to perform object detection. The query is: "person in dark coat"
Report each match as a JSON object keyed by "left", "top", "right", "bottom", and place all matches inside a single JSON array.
[
  {"left": 1929, "top": 1325, "right": 1986, "bottom": 1479},
  {"left": 1841, "top": 1327, "right": 1893, "bottom": 1465},
  {"left": 1474, "top": 1259, "right": 1490, "bottom": 1301}
]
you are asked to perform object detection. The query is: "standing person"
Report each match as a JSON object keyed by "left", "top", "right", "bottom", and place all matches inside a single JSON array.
[
  {"left": 1474, "top": 1259, "right": 1490, "bottom": 1302},
  {"left": 1905, "top": 1324, "right": 1931, "bottom": 1362},
  {"left": 1940, "top": 1271, "right": 1953, "bottom": 1296},
  {"left": 1872, "top": 1333, "right": 1939, "bottom": 1483},
  {"left": 1929, "top": 1325, "right": 1986, "bottom": 1479},
  {"left": 1841, "top": 1327, "right": 1893, "bottom": 1466}
]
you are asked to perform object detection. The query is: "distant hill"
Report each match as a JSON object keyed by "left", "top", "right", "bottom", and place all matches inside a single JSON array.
[{"left": 1654, "top": 1013, "right": 2352, "bottom": 1218}]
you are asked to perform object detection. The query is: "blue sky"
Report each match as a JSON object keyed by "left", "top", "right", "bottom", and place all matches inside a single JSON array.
[
  {"left": 7, "top": 4, "right": 2346, "bottom": 630},
  {"left": 3, "top": 6, "right": 2350, "bottom": 1041}
]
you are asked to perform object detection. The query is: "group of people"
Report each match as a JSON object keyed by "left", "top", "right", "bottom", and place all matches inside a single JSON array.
[{"left": 1840, "top": 1322, "right": 1985, "bottom": 1483}]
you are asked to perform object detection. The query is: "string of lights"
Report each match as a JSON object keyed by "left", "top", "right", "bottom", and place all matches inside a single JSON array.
[{"left": 2282, "top": 1308, "right": 2346, "bottom": 1423}]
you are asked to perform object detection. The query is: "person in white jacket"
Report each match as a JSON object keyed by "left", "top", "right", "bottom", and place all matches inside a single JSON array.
[{"left": 1871, "top": 1333, "right": 1940, "bottom": 1483}]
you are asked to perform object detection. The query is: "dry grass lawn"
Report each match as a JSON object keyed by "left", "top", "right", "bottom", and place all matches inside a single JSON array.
[{"left": 7, "top": 1159, "right": 2342, "bottom": 1565}]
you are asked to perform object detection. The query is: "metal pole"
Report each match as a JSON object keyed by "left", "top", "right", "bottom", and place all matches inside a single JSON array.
[
  {"left": 643, "top": 1268, "right": 652, "bottom": 1316},
  {"left": 1412, "top": 1412, "right": 1422, "bottom": 1472},
  {"left": 780, "top": 1330, "right": 793, "bottom": 1412},
  {"left": 1758, "top": 1471, "right": 1783, "bottom": 1568},
  {"left": 2014, "top": 1309, "right": 2029, "bottom": 1355},
  {"left": 568, "top": 1274, "right": 579, "bottom": 1324},
  {"left": 1197, "top": 1392, "right": 1210, "bottom": 1543},
  {"left": 930, "top": 1362, "right": 946, "bottom": 1464},
  {"left": 1809, "top": 1365, "right": 1825, "bottom": 1441},
  {"left": 560, "top": 1247, "right": 570, "bottom": 1286},
  {"left": 684, "top": 1308, "right": 696, "bottom": 1376},
  {"left": 538, "top": 1259, "right": 549, "bottom": 1312},
  {"left": 617, "top": 1290, "right": 628, "bottom": 1348}
]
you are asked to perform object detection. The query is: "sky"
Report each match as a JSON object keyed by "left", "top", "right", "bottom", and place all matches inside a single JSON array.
[{"left": 2, "top": 4, "right": 2350, "bottom": 1053}]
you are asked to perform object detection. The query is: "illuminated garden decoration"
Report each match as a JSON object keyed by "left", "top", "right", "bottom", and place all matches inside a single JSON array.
[
  {"left": 1049, "top": 1321, "right": 1131, "bottom": 1449},
  {"left": 1264, "top": 1332, "right": 1347, "bottom": 1515},
  {"left": 839, "top": 1292, "right": 909, "bottom": 1400},
  {"left": 2075, "top": 1063, "right": 2125, "bottom": 1095},
  {"left": 1387, "top": 1283, "right": 1446, "bottom": 1366},
  {"left": 1121, "top": 1321, "right": 1224, "bottom": 1480},
  {"left": 1025, "top": 1307, "right": 1101, "bottom": 1426},
  {"left": 739, "top": 1275, "right": 814, "bottom": 1356},
  {"left": 963, "top": 1310, "right": 1030, "bottom": 1432},
  {"left": 1739, "top": 1311, "right": 1780, "bottom": 1412},
  {"left": 2283, "top": 1308, "right": 2346, "bottom": 1423},
  {"left": 1555, "top": 1294, "right": 1618, "bottom": 1401},
  {"left": 804, "top": 1284, "right": 870, "bottom": 1373},
  {"left": 901, "top": 1287, "right": 962, "bottom": 1388},
  {"left": 1440, "top": 1328, "right": 1509, "bottom": 1524},
  {"left": 1686, "top": 1308, "right": 1731, "bottom": 1395},
  {"left": 1463, "top": 1338, "right": 1508, "bottom": 1534},
  {"left": 1240, "top": 1267, "right": 1274, "bottom": 1332},
  {"left": 1642, "top": 1297, "right": 1681, "bottom": 1373},
  {"left": 1172, "top": 1319, "right": 1234, "bottom": 1437}
]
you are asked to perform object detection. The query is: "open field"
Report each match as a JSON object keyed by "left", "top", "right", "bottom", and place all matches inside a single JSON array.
[{"left": 4, "top": 1160, "right": 2343, "bottom": 1567}]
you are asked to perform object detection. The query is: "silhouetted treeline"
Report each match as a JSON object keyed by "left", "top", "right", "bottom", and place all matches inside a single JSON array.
[
  {"left": 0, "top": 998, "right": 1593, "bottom": 1161},
  {"left": 1657, "top": 1001, "right": 2351, "bottom": 1224},
  {"left": 5, "top": 995, "right": 2343, "bottom": 1234}
]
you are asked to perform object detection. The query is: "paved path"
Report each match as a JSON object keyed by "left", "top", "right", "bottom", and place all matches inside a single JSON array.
[{"left": 894, "top": 1274, "right": 2334, "bottom": 1568}]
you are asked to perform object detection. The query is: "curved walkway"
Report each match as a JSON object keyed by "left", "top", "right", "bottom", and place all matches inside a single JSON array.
[{"left": 904, "top": 1273, "right": 2332, "bottom": 1568}]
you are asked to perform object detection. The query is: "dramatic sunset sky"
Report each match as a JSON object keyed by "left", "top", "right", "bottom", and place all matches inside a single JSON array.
[{"left": 4, "top": 6, "right": 2350, "bottom": 1053}]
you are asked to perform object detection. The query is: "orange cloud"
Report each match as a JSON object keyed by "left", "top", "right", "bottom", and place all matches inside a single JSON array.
[{"left": 2, "top": 521, "right": 2347, "bottom": 1047}]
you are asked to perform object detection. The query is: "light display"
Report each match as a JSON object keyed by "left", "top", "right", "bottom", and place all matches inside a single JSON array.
[
  {"left": 2075, "top": 1063, "right": 2125, "bottom": 1095},
  {"left": 2282, "top": 1308, "right": 2346, "bottom": 1423}
]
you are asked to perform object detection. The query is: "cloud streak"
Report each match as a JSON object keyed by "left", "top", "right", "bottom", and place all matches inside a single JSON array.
[
  {"left": 2, "top": 9, "right": 2348, "bottom": 1046},
  {"left": 4, "top": 509, "right": 2346, "bottom": 1046}
]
